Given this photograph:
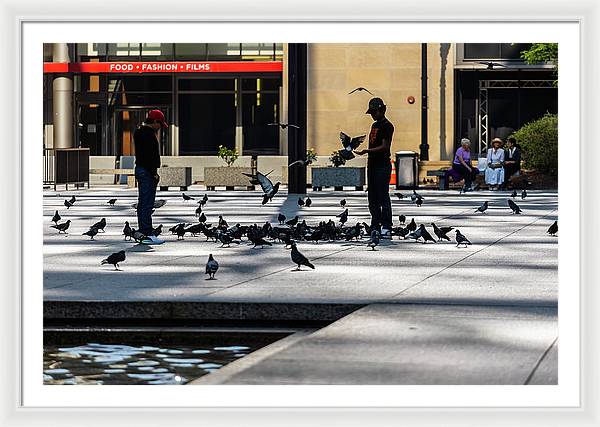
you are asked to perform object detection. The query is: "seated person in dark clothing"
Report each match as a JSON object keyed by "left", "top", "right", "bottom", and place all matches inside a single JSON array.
[
  {"left": 451, "top": 138, "right": 479, "bottom": 191},
  {"left": 503, "top": 136, "right": 521, "bottom": 189}
]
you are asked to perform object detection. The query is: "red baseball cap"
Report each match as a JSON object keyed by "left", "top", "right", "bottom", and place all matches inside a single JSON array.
[{"left": 147, "top": 109, "right": 168, "bottom": 128}]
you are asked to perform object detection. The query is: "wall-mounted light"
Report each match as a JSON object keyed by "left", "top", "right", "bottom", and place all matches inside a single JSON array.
[{"left": 407, "top": 96, "right": 415, "bottom": 104}]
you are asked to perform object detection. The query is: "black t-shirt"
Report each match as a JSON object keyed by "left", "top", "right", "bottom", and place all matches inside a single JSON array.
[
  {"left": 368, "top": 117, "right": 394, "bottom": 167},
  {"left": 134, "top": 125, "right": 161, "bottom": 174}
]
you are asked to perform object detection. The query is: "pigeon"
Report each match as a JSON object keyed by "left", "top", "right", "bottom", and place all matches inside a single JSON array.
[
  {"left": 205, "top": 254, "right": 219, "bottom": 280},
  {"left": 249, "top": 235, "right": 272, "bottom": 249},
  {"left": 337, "top": 208, "right": 349, "bottom": 225},
  {"left": 305, "top": 197, "right": 312, "bottom": 208},
  {"left": 107, "top": 198, "right": 117, "bottom": 206},
  {"left": 91, "top": 218, "right": 107, "bottom": 232},
  {"left": 411, "top": 190, "right": 424, "bottom": 202},
  {"left": 218, "top": 216, "right": 228, "bottom": 228},
  {"left": 367, "top": 230, "right": 380, "bottom": 250},
  {"left": 199, "top": 213, "right": 207, "bottom": 223},
  {"left": 217, "top": 232, "right": 240, "bottom": 248},
  {"left": 268, "top": 122, "right": 300, "bottom": 130},
  {"left": 101, "top": 250, "right": 126, "bottom": 271},
  {"left": 82, "top": 226, "right": 99, "bottom": 240},
  {"left": 288, "top": 156, "right": 313, "bottom": 167},
  {"left": 286, "top": 216, "right": 299, "bottom": 227},
  {"left": 338, "top": 132, "right": 366, "bottom": 161},
  {"left": 51, "top": 220, "right": 71, "bottom": 233},
  {"left": 511, "top": 190, "right": 517, "bottom": 198},
  {"left": 64, "top": 199, "right": 73, "bottom": 209},
  {"left": 340, "top": 199, "right": 346, "bottom": 207},
  {"left": 415, "top": 197, "right": 423, "bottom": 207},
  {"left": 123, "top": 221, "right": 133, "bottom": 240},
  {"left": 395, "top": 193, "right": 405, "bottom": 200},
  {"left": 243, "top": 170, "right": 274, "bottom": 185},
  {"left": 152, "top": 224, "right": 162, "bottom": 237},
  {"left": 393, "top": 226, "right": 410, "bottom": 239},
  {"left": 418, "top": 224, "right": 436, "bottom": 244},
  {"left": 521, "top": 189, "right": 528, "bottom": 199},
  {"left": 249, "top": 171, "right": 280, "bottom": 205},
  {"left": 278, "top": 213, "right": 286, "bottom": 225},
  {"left": 298, "top": 197, "right": 305, "bottom": 207},
  {"left": 69, "top": 195, "right": 76, "bottom": 204},
  {"left": 407, "top": 226, "right": 423, "bottom": 242},
  {"left": 348, "top": 87, "right": 374, "bottom": 95},
  {"left": 455, "top": 229, "right": 472, "bottom": 247},
  {"left": 195, "top": 205, "right": 203, "bottom": 216},
  {"left": 289, "top": 242, "right": 315, "bottom": 271},
  {"left": 51, "top": 210, "right": 61, "bottom": 224},
  {"left": 478, "top": 61, "right": 506, "bottom": 69},
  {"left": 182, "top": 193, "right": 194, "bottom": 201},
  {"left": 508, "top": 199, "right": 522, "bottom": 214},
  {"left": 185, "top": 223, "right": 204, "bottom": 237},
  {"left": 398, "top": 214, "right": 406, "bottom": 225},
  {"left": 547, "top": 220, "right": 558, "bottom": 236},
  {"left": 431, "top": 223, "right": 453, "bottom": 242},
  {"left": 407, "top": 218, "right": 417, "bottom": 232},
  {"left": 199, "top": 194, "right": 208, "bottom": 206},
  {"left": 475, "top": 201, "right": 489, "bottom": 214}
]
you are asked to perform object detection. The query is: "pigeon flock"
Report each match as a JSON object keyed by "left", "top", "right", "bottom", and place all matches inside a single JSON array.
[{"left": 47, "top": 188, "right": 556, "bottom": 279}]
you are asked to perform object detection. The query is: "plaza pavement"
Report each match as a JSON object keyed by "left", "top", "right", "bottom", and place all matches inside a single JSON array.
[{"left": 43, "top": 185, "right": 558, "bottom": 384}]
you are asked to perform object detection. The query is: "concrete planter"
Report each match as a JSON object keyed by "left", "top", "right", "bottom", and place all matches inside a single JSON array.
[
  {"left": 158, "top": 166, "right": 192, "bottom": 191},
  {"left": 204, "top": 166, "right": 253, "bottom": 190},
  {"left": 311, "top": 167, "right": 366, "bottom": 191}
]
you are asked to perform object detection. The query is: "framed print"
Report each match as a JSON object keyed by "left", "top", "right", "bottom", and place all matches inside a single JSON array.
[{"left": 1, "top": 0, "right": 599, "bottom": 426}]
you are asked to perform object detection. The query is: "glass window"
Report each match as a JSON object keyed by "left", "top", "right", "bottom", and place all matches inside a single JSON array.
[
  {"left": 463, "top": 43, "right": 532, "bottom": 60},
  {"left": 178, "top": 78, "right": 235, "bottom": 91},
  {"left": 174, "top": 43, "right": 208, "bottom": 60},
  {"left": 207, "top": 43, "right": 241, "bottom": 60},
  {"left": 242, "top": 77, "right": 281, "bottom": 92},
  {"left": 141, "top": 43, "right": 174, "bottom": 60},
  {"left": 116, "top": 76, "right": 172, "bottom": 92},
  {"left": 242, "top": 91, "right": 280, "bottom": 154},
  {"left": 107, "top": 43, "right": 141, "bottom": 58},
  {"left": 76, "top": 43, "right": 107, "bottom": 58}
]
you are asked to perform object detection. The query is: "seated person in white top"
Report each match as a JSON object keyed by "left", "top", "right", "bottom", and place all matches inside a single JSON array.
[{"left": 485, "top": 138, "right": 505, "bottom": 190}]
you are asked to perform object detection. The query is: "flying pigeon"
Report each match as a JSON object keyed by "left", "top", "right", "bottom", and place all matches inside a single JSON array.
[
  {"left": 348, "top": 87, "right": 374, "bottom": 95},
  {"left": 508, "top": 199, "right": 522, "bottom": 214},
  {"left": 289, "top": 242, "right": 315, "bottom": 271},
  {"left": 182, "top": 193, "right": 194, "bottom": 201},
  {"left": 431, "top": 223, "right": 453, "bottom": 242},
  {"left": 298, "top": 197, "right": 305, "bottom": 207},
  {"left": 521, "top": 189, "right": 528, "bottom": 199},
  {"left": 367, "top": 230, "right": 380, "bottom": 251},
  {"left": 455, "top": 229, "right": 472, "bottom": 247},
  {"left": 82, "top": 226, "right": 99, "bottom": 240},
  {"left": 91, "top": 218, "right": 107, "bottom": 232},
  {"left": 288, "top": 155, "right": 314, "bottom": 167},
  {"left": 51, "top": 210, "right": 61, "bottom": 224},
  {"left": 305, "top": 197, "right": 312, "bottom": 208},
  {"left": 243, "top": 170, "right": 274, "bottom": 185},
  {"left": 278, "top": 213, "right": 286, "bottom": 225},
  {"left": 338, "top": 132, "right": 366, "bottom": 161},
  {"left": 69, "top": 195, "right": 76, "bottom": 204},
  {"left": 101, "top": 250, "right": 126, "bottom": 271},
  {"left": 268, "top": 122, "right": 300, "bottom": 130},
  {"left": 547, "top": 220, "right": 558, "bottom": 236},
  {"left": 51, "top": 220, "right": 71, "bottom": 234},
  {"left": 475, "top": 201, "right": 489, "bottom": 214},
  {"left": 107, "top": 198, "right": 117, "bottom": 206},
  {"left": 247, "top": 171, "right": 280, "bottom": 205},
  {"left": 205, "top": 254, "right": 219, "bottom": 280}
]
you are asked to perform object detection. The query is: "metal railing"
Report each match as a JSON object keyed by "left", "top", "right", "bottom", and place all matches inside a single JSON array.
[{"left": 43, "top": 148, "right": 90, "bottom": 190}]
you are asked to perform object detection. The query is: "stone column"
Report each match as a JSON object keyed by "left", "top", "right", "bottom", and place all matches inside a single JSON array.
[{"left": 52, "top": 43, "right": 73, "bottom": 149}]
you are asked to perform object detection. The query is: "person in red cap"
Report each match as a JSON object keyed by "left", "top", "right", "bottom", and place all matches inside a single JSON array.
[{"left": 133, "top": 109, "right": 168, "bottom": 244}]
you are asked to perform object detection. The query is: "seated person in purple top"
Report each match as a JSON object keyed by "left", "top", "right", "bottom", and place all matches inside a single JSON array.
[{"left": 451, "top": 138, "right": 479, "bottom": 191}]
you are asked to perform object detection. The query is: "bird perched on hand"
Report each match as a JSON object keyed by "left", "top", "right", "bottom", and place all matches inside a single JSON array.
[
  {"left": 407, "top": 218, "right": 417, "bottom": 232},
  {"left": 82, "top": 226, "right": 99, "bottom": 240},
  {"left": 182, "top": 193, "right": 194, "bottom": 201},
  {"left": 123, "top": 221, "right": 133, "bottom": 241},
  {"left": 348, "top": 87, "right": 374, "bottom": 95},
  {"left": 338, "top": 132, "right": 366, "bottom": 161},
  {"left": 431, "top": 223, "right": 453, "bottom": 242},
  {"left": 64, "top": 199, "right": 73, "bottom": 209},
  {"left": 298, "top": 197, "right": 305, "bottom": 207},
  {"left": 268, "top": 122, "right": 300, "bottom": 130},
  {"left": 398, "top": 214, "right": 406, "bottom": 225},
  {"left": 278, "top": 213, "right": 286, "bottom": 225},
  {"left": 51, "top": 220, "right": 71, "bottom": 234},
  {"left": 521, "top": 189, "right": 528, "bottom": 199},
  {"left": 367, "top": 230, "right": 380, "bottom": 251},
  {"left": 101, "top": 250, "right": 126, "bottom": 271},
  {"left": 511, "top": 190, "right": 517, "bottom": 198},
  {"left": 107, "top": 198, "right": 117, "bottom": 206},
  {"left": 547, "top": 220, "right": 558, "bottom": 236},
  {"left": 337, "top": 208, "right": 349, "bottom": 225},
  {"left": 91, "top": 218, "right": 107, "bottom": 232},
  {"left": 205, "top": 254, "right": 219, "bottom": 280},
  {"left": 418, "top": 224, "right": 436, "bottom": 244},
  {"left": 475, "top": 201, "right": 489, "bottom": 214},
  {"left": 508, "top": 199, "right": 522, "bottom": 214},
  {"left": 51, "top": 210, "right": 61, "bottom": 224},
  {"left": 289, "top": 242, "right": 315, "bottom": 271},
  {"left": 455, "top": 229, "right": 472, "bottom": 247},
  {"left": 305, "top": 197, "right": 312, "bottom": 208},
  {"left": 340, "top": 199, "right": 346, "bottom": 208},
  {"left": 286, "top": 216, "right": 299, "bottom": 227}
]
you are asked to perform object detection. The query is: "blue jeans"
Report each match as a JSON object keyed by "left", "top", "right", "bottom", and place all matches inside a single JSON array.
[
  {"left": 367, "top": 163, "right": 393, "bottom": 230},
  {"left": 135, "top": 166, "right": 157, "bottom": 236}
]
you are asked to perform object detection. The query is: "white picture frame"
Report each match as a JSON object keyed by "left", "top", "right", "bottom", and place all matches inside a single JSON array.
[{"left": 2, "top": 0, "right": 599, "bottom": 425}]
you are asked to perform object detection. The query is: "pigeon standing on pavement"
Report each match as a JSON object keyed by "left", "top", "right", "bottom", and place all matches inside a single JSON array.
[
  {"left": 367, "top": 230, "right": 380, "bottom": 250},
  {"left": 395, "top": 193, "right": 405, "bottom": 200},
  {"left": 91, "top": 218, "right": 107, "bottom": 232},
  {"left": 123, "top": 221, "right": 133, "bottom": 240},
  {"left": 407, "top": 218, "right": 417, "bottom": 232},
  {"left": 195, "top": 205, "right": 203, "bottom": 216},
  {"left": 337, "top": 208, "right": 349, "bottom": 225},
  {"left": 289, "top": 242, "right": 315, "bottom": 271},
  {"left": 152, "top": 224, "right": 162, "bottom": 237},
  {"left": 455, "top": 229, "right": 472, "bottom": 247},
  {"left": 205, "top": 254, "right": 219, "bottom": 280},
  {"left": 82, "top": 226, "right": 99, "bottom": 240},
  {"left": 547, "top": 221, "right": 558, "bottom": 236},
  {"left": 511, "top": 190, "right": 517, "bottom": 198},
  {"left": 51, "top": 220, "right": 71, "bottom": 234},
  {"left": 64, "top": 199, "right": 73, "bottom": 209},
  {"left": 107, "top": 198, "right": 117, "bottom": 206},
  {"left": 182, "top": 193, "right": 194, "bottom": 201},
  {"left": 398, "top": 214, "right": 406, "bottom": 225},
  {"left": 521, "top": 189, "right": 528, "bottom": 199},
  {"left": 298, "top": 197, "right": 305, "bottom": 207},
  {"left": 415, "top": 197, "right": 423, "bottom": 207},
  {"left": 305, "top": 197, "right": 312, "bottom": 208},
  {"left": 286, "top": 216, "right": 299, "bottom": 227},
  {"left": 431, "top": 223, "right": 453, "bottom": 242},
  {"left": 475, "top": 201, "right": 489, "bottom": 214},
  {"left": 101, "top": 250, "right": 126, "bottom": 271},
  {"left": 418, "top": 224, "right": 436, "bottom": 244},
  {"left": 51, "top": 210, "right": 61, "bottom": 224},
  {"left": 340, "top": 199, "right": 346, "bottom": 207},
  {"left": 508, "top": 199, "right": 522, "bottom": 214},
  {"left": 278, "top": 213, "right": 286, "bottom": 225},
  {"left": 199, "top": 213, "right": 207, "bottom": 223}
]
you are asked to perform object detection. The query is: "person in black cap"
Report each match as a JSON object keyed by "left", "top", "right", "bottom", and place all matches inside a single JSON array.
[
  {"left": 134, "top": 109, "right": 167, "bottom": 244},
  {"left": 355, "top": 97, "right": 394, "bottom": 238}
]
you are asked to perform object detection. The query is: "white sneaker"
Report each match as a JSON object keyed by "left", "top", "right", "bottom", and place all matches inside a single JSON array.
[
  {"left": 380, "top": 229, "right": 392, "bottom": 239},
  {"left": 148, "top": 235, "right": 165, "bottom": 245}
]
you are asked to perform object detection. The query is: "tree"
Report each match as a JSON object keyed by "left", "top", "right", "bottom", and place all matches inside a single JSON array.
[{"left": 520, "top": 43, "right": 558, "bottom": 85}]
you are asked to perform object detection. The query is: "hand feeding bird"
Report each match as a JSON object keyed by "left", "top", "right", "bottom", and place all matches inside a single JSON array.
[
  {"left": 107, "top": 198, "right": 117, "bottom": 206},
  {"left": 348, "top": 87, "right": 374, "bottom": 95},
  {"left": 338, "top": 132, "right": 366, "bottom": 161},
  {"left": 547, "top": 220, "right": 558, "bottom": 236},
  {"left": 82, "top": 226, "right": 99, "bottom": 240},
  {"left": 51, "top": 210, "right": 61, "bottom": 224},
  {"left": 455, "top": 229, "right": 472, "bottom": 247},
  {"left": 289, "top": 242, "right": 315, "bottom": 271},
  {"left": 51, "top": 220, "right": 71, "bottom": 234},
  {"left": 205, "top": 254, "right": 219, "bottom": 280},
  {"left": 475, "top": 201, "right": 489, "bottom": 214},
  {"left": 508, "top": 199, "right": 522, "bottom": 214},
  {"left": 101, "top": 250, "right": 126, "bottom": 271}
]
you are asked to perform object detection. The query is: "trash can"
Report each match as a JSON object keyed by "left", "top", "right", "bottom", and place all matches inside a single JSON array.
[{"left": 395, "top": 151, "right": 418, "bottom": 189}]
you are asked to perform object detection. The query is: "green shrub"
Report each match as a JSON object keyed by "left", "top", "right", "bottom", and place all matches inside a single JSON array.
[
  {"left": 329, "top": 151, "right": 346, "bottom": 167},
  {"left": 511, "top": 113, "right": 558, "bottom": 176},
  {"left": 217, "top": 145, "right": 239, "bottom": 167}
]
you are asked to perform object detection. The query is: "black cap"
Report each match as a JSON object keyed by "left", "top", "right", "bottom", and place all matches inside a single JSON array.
[{"left": 366, "top": 97, "right": 386, "bottom": 114}]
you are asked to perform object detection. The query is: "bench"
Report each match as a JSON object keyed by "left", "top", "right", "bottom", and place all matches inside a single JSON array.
[
  {"left": 90, "top": 168, "right": 136, "bottom": 187},
  {"left": 427, "top": 167, "right": 485, "bottom": 190}
]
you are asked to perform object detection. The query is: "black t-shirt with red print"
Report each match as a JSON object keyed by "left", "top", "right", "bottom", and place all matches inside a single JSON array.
[{"left": 368, "top": 117, "right": 394, "bottom": 167}]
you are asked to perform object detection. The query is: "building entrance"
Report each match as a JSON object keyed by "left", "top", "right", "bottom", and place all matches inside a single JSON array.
[{"left": 110, "top": 106, "right": 170, "bottom": 157}]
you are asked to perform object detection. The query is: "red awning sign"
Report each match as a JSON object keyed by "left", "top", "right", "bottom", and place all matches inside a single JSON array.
[{"left": 43, "top": 61, "right": 283, "bottom": 74}]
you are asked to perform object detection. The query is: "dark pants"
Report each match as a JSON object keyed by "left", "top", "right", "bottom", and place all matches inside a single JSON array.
[
  {"left": 504, "top": 164, "right": 520, "bottom": 187},
  {"left": 452, "top": 163, "right": 478, "bottom": 188},
  {"left": 367, "top": 163, "right": 392, "bottom": 230},
  {"left": 135, "top": 166, "right": 157, "bottom": 236}
]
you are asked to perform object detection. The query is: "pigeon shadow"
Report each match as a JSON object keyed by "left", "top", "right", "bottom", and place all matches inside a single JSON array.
[{"left": 127, "top": 244, "right": 155, "bottom": 253}]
